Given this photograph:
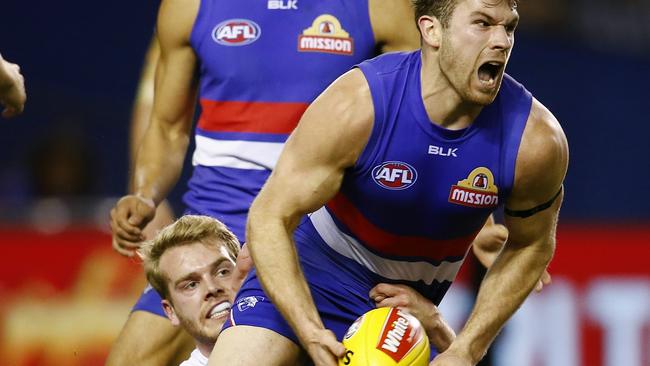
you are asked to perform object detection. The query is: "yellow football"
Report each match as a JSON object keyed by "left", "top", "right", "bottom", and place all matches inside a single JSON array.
[{"left": 339, "top": 307, "right": 430, "bottom": 366}]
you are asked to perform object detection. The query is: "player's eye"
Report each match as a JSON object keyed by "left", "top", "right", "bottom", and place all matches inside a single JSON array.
[
  {"left": 183, "top": 281, "right": 198, "bottom": 290},
  {"left": 215, "top": 268, "right": 232, "bottom": 277}
]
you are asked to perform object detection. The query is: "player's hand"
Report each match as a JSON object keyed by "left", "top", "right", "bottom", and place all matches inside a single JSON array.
[
  {"left": 370, "top": 283, "right": 455, "bottom": 352},
  {"left": 110, "top": 195, "right": 156, "bottom": 257},
  {"left": 230, "top": 243, "right": 252, "bottom": 293},
  {"left": 0, "top": 59, "right": 26, "bottom": 118},
  {"left": 429, "top": 349, "right": 473, "bottom": 366},
  {"left": 302, "top": 327, "right": 345, "bottom": 366},
  {"left": 534, "top": 269, "right": 552, "bottom": 292},
  {"left": 471, "top": 223, "right": 508, "bottom": 269}
]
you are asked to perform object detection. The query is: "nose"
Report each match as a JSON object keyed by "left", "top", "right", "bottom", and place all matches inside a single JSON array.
[
  {"left": 490, "top": 25, "right": 513, "bottom": 52},
  {"left": 204, "top": 276, "right": 226, "bottom": 299}
]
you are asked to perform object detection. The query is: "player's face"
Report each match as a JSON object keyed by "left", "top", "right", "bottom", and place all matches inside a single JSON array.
[
  {"left": 438, "top": 0, "right": 519, "bottom": 105},
  {"left": 160, "top": 241, "right": 236, "bottom": 345}
]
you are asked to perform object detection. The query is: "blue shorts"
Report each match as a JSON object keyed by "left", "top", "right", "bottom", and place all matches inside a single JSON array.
[
  {"left": 222, "top": 219, "right": 439, "bottom": 359},
  {"left": 132, "top": 284, "right": 166, "bottom": 316},
  {"left": 223, "top": 219, "right": 379, "bottom": 344}
]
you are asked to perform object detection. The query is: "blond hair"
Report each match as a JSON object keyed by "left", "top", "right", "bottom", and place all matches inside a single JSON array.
[{"left": 138, "top": 215, "right": 240, "bottom": 300}]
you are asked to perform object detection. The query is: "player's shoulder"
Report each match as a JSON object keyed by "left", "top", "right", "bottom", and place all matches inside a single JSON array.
[
  {"left": 512, "top": 98, "right": 568, "bottom": 204},
  {"left": 524, "top": 98, "right": 567, "bottom": 159},
  {"left": 317, "top": 68, "right": 374, "bottom": 129}
]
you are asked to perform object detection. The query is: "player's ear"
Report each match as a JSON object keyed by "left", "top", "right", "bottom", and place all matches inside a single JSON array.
[
  {"left": 162, "top": 299, "right": 180, "bottom": 326},
  {"left": 418, "top": 15, "right": 442, "bottom": 49}
]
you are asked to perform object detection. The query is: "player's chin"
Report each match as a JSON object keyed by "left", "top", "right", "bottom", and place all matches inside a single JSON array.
[
  {"left": 199, "top": 324, "right": 222, "bottom": 341},
  {"left": 468, "top": 87, "right": 499, "bottom": 106}
]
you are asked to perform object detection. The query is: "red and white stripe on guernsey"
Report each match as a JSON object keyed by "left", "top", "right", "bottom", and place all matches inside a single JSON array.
[
  {"left": 193, "top": 99, "right": 309, "bottom": 170},
  {"left": 309, "top": 206, "right": 472, "bottom": 285}
]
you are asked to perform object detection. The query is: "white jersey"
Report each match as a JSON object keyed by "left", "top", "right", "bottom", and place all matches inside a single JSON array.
[{"left": 179, "top": 349, "right": 208, "bottom": 366}]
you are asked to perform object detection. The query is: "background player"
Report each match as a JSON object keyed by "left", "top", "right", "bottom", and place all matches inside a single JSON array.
[
  {"left": 106, "top": 37, "right": 193, "bottom": 366},
  {"left": 0, "top": 53, "right": 26, "bottom": 118},
  {"left": 208, "top": 0, "right": 567, "bottom": 365}
]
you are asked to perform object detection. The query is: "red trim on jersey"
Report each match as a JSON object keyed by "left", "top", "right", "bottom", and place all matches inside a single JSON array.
[
  {"left": 197, "top": 99, "right": 309, "bottom": 134},
  {"left": 326, "top": 193, "right": 477, "bottom": 262}
]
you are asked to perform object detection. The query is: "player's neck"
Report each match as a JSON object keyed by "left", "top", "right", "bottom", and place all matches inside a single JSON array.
[{"left": 420, "top": 50, "right": 482, "bottom": 130}]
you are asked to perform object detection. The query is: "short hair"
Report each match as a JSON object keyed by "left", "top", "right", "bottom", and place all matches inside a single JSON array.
[
  {"left": 138, "top": 215, "right": 240, "bottom": 300},
  {"left": 412, "top": 0, "right": 518, "bottom": 28},
  {"left": 412, "top": 0, "right": 459, "bottom": 28}
]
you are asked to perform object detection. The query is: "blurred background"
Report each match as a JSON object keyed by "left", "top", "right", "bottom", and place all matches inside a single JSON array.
[{"left": 0, "top": 1, "right": 648, "bottom": 365}]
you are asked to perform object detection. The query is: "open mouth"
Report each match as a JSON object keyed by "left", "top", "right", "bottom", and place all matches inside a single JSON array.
[
  {"left": 477, "top": 61, "right": 503, "bottom": 88},
  {"left": 207, "top": 301, "right": 232, "bottom": 319}
]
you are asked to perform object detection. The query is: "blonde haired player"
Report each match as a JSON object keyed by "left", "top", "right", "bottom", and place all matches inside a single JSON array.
[{"left": 138, "top": 215, "right": 240, "bottom": 366}]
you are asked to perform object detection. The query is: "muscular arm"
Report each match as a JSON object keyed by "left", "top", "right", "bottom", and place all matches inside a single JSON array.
[
  {"left": 440, "top": 100, "right": 569, "bottom": 364},
  {"left": 129, "top": 37, "right": 160, "bottom": 190},
  {"left": 369, "top": 0, "right": 421, "bottom": 53},
  {"left": 132, "top": 0, "right": 199, "bottom": 204},
  {"left": 110, "top": 0, "right": 198, "bottom": 254},
  {"left": 125, "top": 37, "right": 177, "bottom": 242},
  {"left": 247, "top": 69, "right": 374, "bottom": 364}
]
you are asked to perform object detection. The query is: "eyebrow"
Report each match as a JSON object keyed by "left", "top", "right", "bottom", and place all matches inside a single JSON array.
[
  {"left": 470, "top": 10, "right": 519, "bottom": 25},
  {"left": 173, "top": 257, "right": 234, "bottom": 288}
]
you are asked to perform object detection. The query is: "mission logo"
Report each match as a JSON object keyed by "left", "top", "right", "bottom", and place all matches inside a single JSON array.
[
  {"left": 448, "top": 167, "right": 499, "bottom": 208},
  {"left": 298, "top": 14, "right": 354, "bottom": 55},
  {"left": 212, "top": 19, "right": 261, "bottom": 46}
]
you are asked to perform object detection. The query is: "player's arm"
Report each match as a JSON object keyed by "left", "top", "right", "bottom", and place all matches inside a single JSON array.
[
  {"left": 435, "top": 100, "right": 568, "bottom": 365},
  {"left": 110, "top": 0, "right": 199, "bottom": 256},
  {"left": 0, "top": 53, "right": 26, "bottom": 118},
  {"left": 124, "top": 36, "right": 177, "bottom": 243},
  {"left": 247, "top": 68, "right": 374, "bottom": 366},
  {"left": 369, "top": 0, "right": 421, "bottom": 53},
  {"left": 129, "top": 37, "right": 160, "bottom": 188}
]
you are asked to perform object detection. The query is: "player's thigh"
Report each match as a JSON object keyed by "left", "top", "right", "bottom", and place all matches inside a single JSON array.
[
  {"left": 208, "top": 325, "right": 306, "bottom": 366},
  {"left": 106, "top": 310, "right": 194, "bottom": 366}
]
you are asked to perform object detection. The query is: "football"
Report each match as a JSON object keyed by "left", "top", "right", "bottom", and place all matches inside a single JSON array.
[{"left": 339, "top": 307, "right": 430, "bottom": 366}]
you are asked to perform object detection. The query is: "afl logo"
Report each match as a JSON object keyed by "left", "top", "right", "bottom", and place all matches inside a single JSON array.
[
  {"left": 372, "top": 161, "right": 417, "bottom": 190},
  {"left": 212, "top": 19, "right": 261, "bottom": 46}
]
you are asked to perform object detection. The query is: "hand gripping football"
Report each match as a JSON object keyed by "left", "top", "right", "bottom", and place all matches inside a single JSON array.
[{"left": 339, "top": 307, "right": 430, "bottom": 366}]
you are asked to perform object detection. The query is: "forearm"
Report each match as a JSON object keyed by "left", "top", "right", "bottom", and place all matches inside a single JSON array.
[
  {"left": 131, "top": 118, "right": 189, "bottom": 204},
  {"left": 449, "top": 241, "right": 552, "bottom": 362},
  {"left": 247, "top": 207, "right": 324, "bottom": 344},
  {"left": 128, "top": 39, "right": 159, "bottom": 186}
]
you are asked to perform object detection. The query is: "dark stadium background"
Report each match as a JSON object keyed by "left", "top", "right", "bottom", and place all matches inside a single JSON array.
[{"left": 0, "top": 1, "right": 648, "bottom": 365}]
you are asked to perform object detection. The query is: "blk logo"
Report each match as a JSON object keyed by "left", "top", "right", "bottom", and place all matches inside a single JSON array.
[
  {"left": 428, "top": 145, "right": 458, "bottom": 157},
  {"left": 268, "top": 0, "right": 298, "bottom": 9},
  {"left": 372, "top": 161, "right": 417, "bottom": 190},
  {"left": 212, "top": 19, "right": 261, "bottom": 46}
]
